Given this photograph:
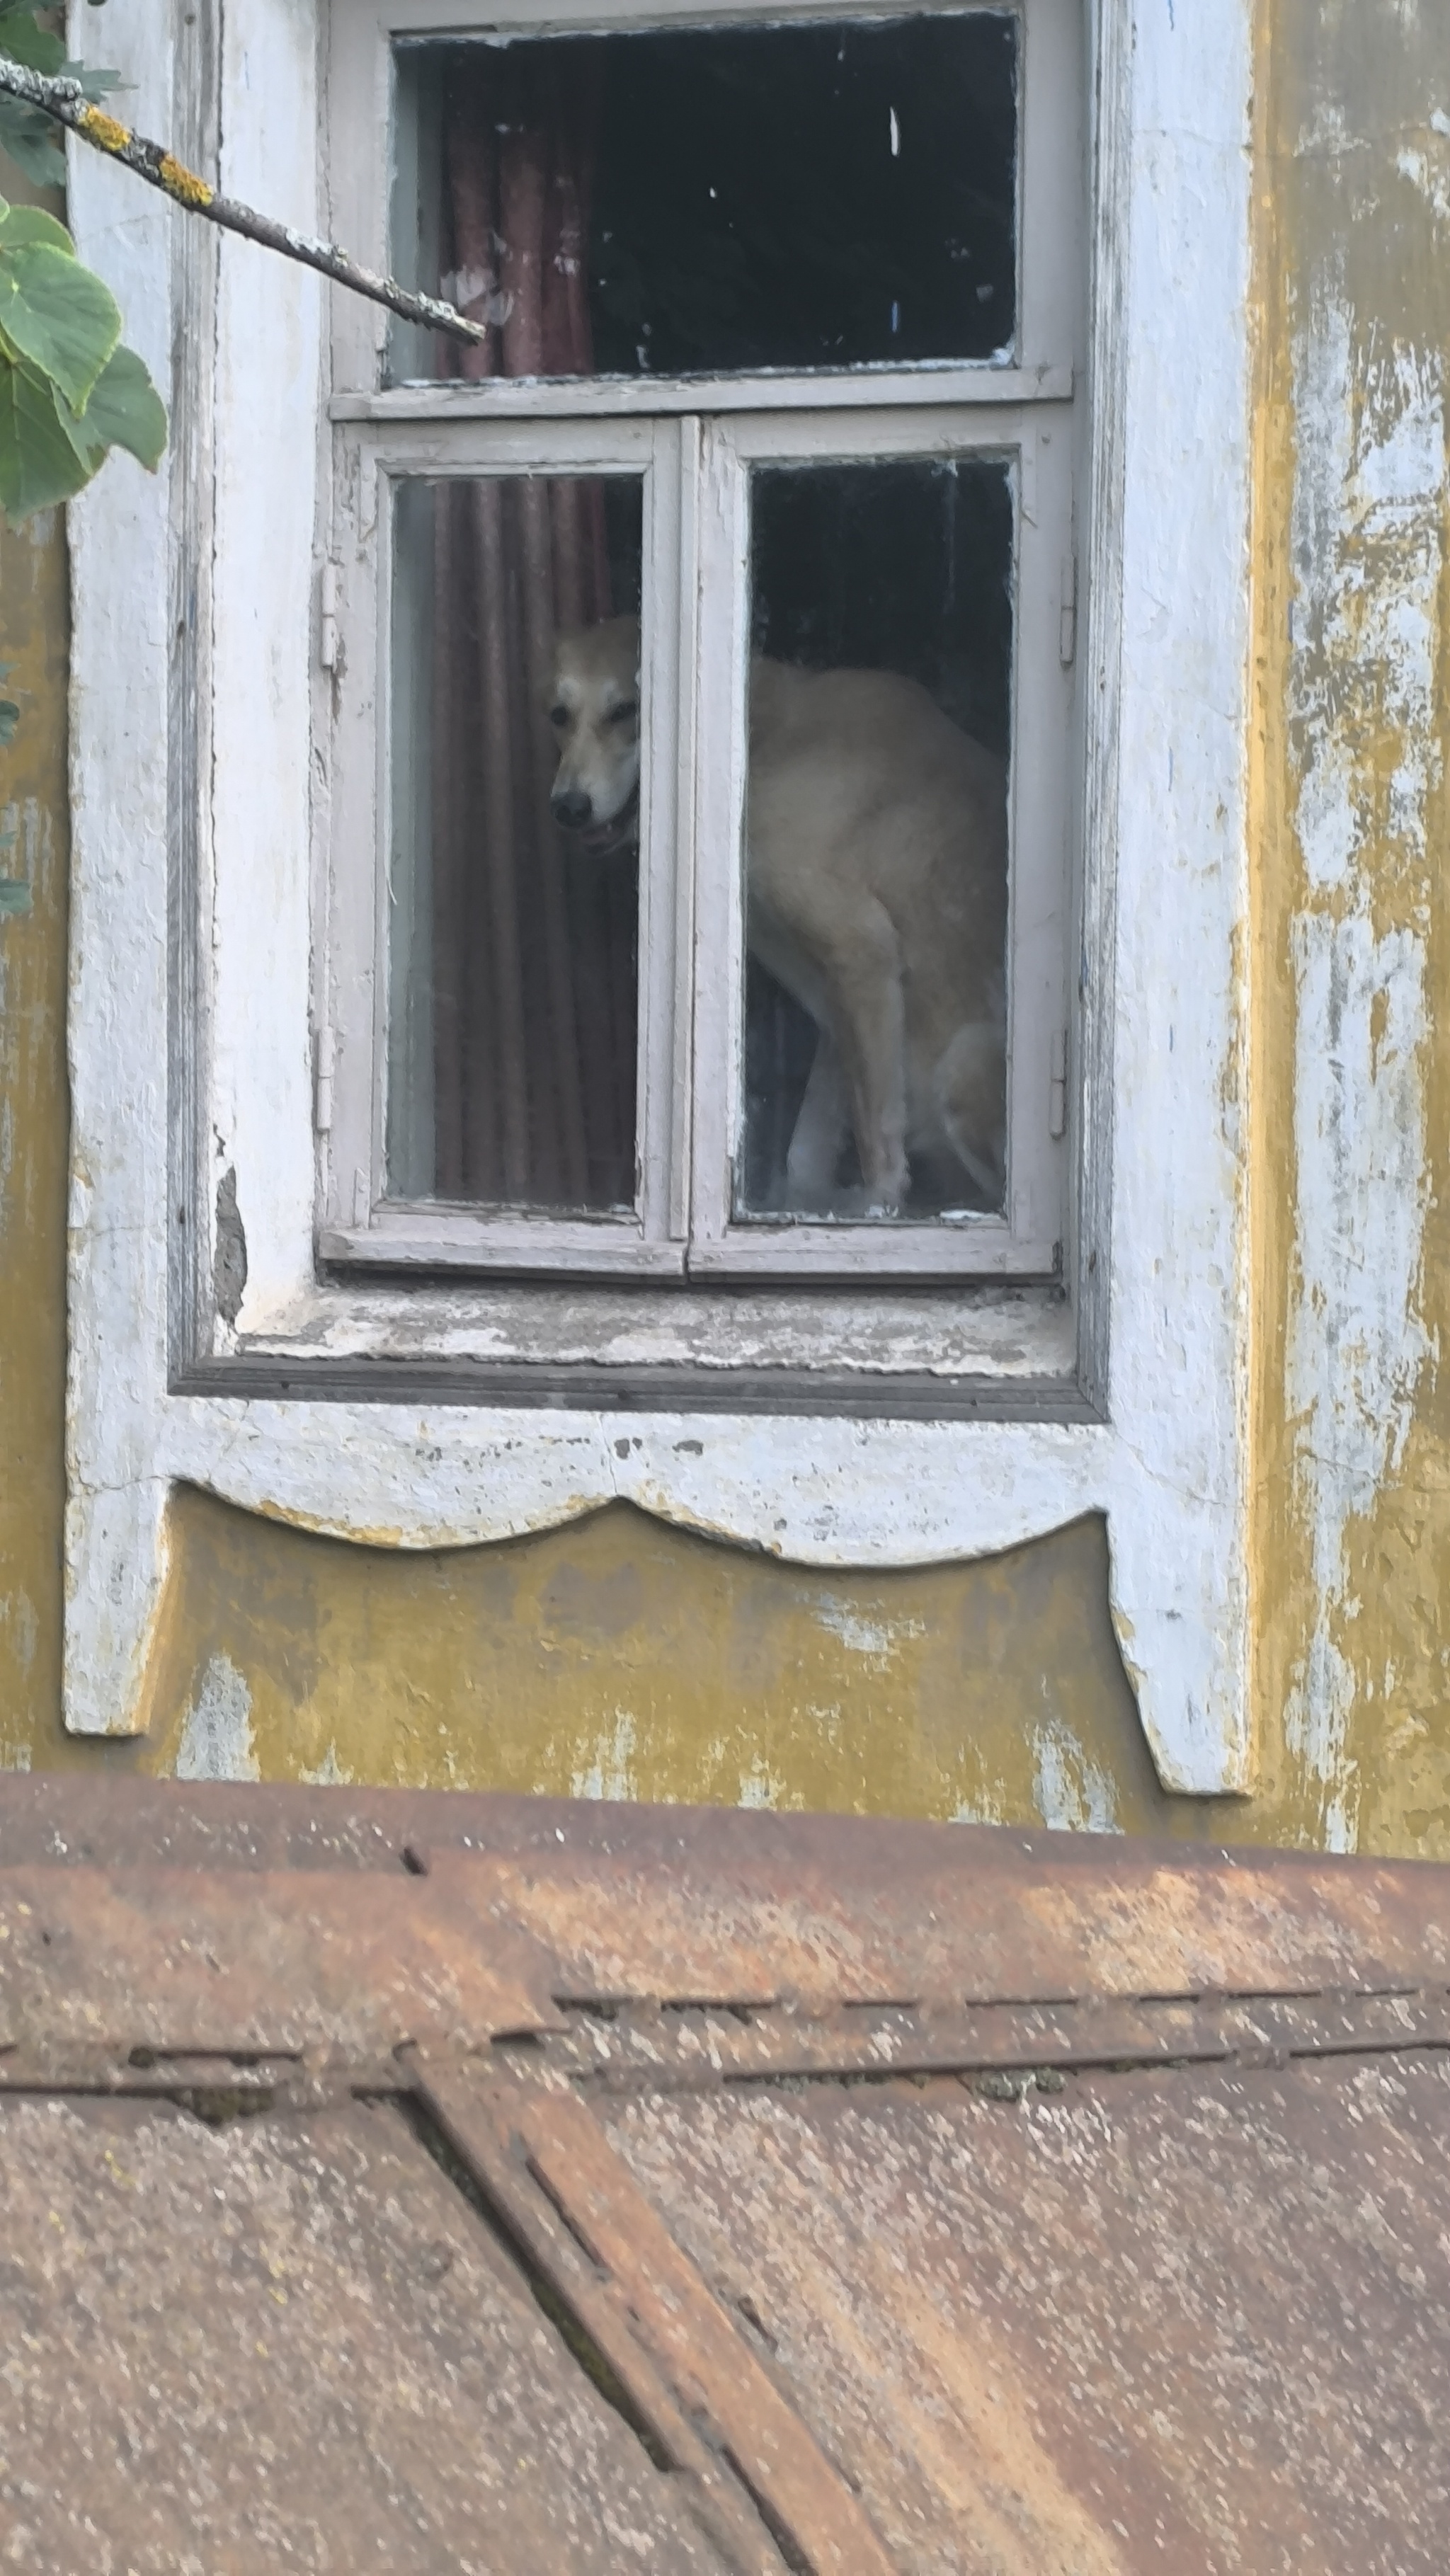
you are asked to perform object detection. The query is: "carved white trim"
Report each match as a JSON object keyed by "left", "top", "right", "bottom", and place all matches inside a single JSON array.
[{"left": 65, "top": 0, "right": 1255, "bottom": 1792}]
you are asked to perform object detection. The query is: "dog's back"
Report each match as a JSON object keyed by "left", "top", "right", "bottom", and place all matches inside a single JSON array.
[{"left": 746, "top": 658, "right": 1007, "bottom": 1207}]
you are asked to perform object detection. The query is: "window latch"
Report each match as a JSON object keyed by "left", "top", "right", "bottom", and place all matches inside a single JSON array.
[
  {"left": 1049, "top": 1027, "right": 1068, "bottom": 1139},
  {"left": 314, "top": 1024, "right": 336, "bottom": 1134},
  {"left": 319, "top": 562, "right": 340, "bottom": 671},
  {"left": 1059, "top": 554, "right": 1078, "bottom": 668}
]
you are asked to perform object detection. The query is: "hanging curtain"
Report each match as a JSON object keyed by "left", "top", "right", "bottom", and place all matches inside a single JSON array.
[{"left": 429, "top": 52, "right": 637, "bottom": 1210}]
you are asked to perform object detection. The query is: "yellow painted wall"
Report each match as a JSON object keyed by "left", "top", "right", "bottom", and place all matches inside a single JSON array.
[
  {"left": 1247, "top": 0, "right": 1450, "bottom": 1855},
  {"left": 4, "top": 3, "right": 1450, "bottom": 1849},
  {"left": 0, "top": 486, "right": 69, "bottom": 1780}
]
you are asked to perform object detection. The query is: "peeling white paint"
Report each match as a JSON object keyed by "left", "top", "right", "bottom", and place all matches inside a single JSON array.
[
  {"left": 811, "top": 1603, "right": 925, "bottom": 1662},
  {"left": 173, "top": 1652, "right": 260, "bottom": 1783},
  {"left": 951, "top": 1791, "right": 1007, "bottom": 1827},
  {"left": 0, "top": 1589, "right": 38, "bottom": 1678},
  {"left": 1032, "top": 1721, "right": 1122, "bottom": 1834},
  {"left": 1396, "top": 147, "right": 1450, "bottom": 228},
  {"left": 737, "top": 1758, "right": 792, "bottom": 1810},
  {"left": 300, "top": 1741, "right": 353, "bottom": 1786},
  {"left": 1284, "top": 311, "right": 1444, "bottom": 1848},
  {"left": 570, "top": 1708, "right": 639, "bottom": 1802}
]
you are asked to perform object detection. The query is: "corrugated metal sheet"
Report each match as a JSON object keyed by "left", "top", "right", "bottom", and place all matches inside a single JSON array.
[{"left": 1, "top": 1778, "right": 1448, "bottom": 2570}]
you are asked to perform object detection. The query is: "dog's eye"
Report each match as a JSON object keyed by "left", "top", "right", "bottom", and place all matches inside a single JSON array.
[
  {"left": 608, "top": 699, "right": 638, "bottom": 726},
  {"left": 549, "top": 704, "right": 569, "bottom": 728}
]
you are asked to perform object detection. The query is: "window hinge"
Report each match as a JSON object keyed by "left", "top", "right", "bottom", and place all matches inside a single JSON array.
[
  {"left": 319, "top": 561, "right": 340, "bottom": 671},
  {"left": 1049, "top": 1026, "right": 1068, "bottom": 1139},
  {"left": 1059, "top": 554, "right": 1078, "bottom": 668},
  {"left": 314, "top": 1024, "right": 336, "bottom": 1134}
]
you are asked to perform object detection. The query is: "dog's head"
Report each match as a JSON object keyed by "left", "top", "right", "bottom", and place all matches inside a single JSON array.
[{"left": 548, "top": 615, "right": 641, "bottom": 857}]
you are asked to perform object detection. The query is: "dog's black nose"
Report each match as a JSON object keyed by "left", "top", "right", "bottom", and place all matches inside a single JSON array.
[{"left": 552, "top": 788, "right": 593, "bottom": 829}]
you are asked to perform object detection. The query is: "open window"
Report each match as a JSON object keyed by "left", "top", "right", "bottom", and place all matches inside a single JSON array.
[{"left": 323, "top": 0, "right": 1082, "bottom": 1283}]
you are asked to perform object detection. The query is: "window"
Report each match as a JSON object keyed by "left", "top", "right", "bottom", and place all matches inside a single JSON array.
[
  {"left": 64, "top": 0, "right": 1260, "bottom": 1797},
  {"left": 323, "top": 0, "right": 1082, "bottom": 1282}
]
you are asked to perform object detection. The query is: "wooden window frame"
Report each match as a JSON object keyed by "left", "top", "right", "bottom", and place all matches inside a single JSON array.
[{"left": 321, "top": 0, "right": 1082, "bottom": 1290}]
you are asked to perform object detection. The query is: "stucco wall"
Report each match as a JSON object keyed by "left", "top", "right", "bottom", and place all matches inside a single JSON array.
[{"left": 3, "top": 0, "right": 1450, "bottom": 1845}]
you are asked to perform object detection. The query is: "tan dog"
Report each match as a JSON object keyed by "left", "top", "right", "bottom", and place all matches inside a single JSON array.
[{"left": 549, "top": 615, "right": 1007, "bottom": 1214}]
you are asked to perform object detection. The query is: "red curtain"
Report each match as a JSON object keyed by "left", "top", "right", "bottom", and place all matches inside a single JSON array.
[{"left": 429, "top": 55, "right": 636, "bottom": 1209}]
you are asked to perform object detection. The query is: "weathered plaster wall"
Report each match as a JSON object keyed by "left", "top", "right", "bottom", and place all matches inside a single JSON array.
[
  {"left": 4, "top": 4, "right": 1450, "bottom": 1846},
  {"left": 0, "top": 485, "right": 69, "bottom": 1779},
  {"left": 1249, "top": 0, "right": 1450, "bottom": 1855},
  {"left": 143, "top": 1492, "right": 1172, "bottom": 1825}
]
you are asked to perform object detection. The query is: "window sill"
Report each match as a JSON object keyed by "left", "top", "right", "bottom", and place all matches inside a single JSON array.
[{"left": 207, "top": 1272, "right": 1082, "bottom": 1414}]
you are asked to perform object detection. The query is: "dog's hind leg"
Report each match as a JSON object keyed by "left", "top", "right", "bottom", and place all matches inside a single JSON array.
[
  {"left": 821, "top": 899, "right": 909, "bottom": 1215},
  {"left": 784, "top": 1031, "right": 852, "bottom": 1210},
  {"left": 935, "top": 1019, "right": 1006, "bottom": 1209}
]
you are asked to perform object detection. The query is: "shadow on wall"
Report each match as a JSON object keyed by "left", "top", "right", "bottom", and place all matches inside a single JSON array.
[{"left": 115, "top": 1489, "right": 1182, "bottom": 1829}]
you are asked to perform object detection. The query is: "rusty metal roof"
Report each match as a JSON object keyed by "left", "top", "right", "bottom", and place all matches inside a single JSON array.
[{"left": 2, "top": 1776, "right": 1449, "bottom": 2571}]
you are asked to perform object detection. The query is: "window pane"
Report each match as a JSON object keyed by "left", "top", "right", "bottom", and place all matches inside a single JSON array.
[
  {"left": 738, "top": 457, "right": 1011, "bottom": 1223},
  {"left": 387, "top": 474, "right": 644, "bottom": 1213},
  {"left": 391, "top": 18, "right": 1017, "bottom": 382}
]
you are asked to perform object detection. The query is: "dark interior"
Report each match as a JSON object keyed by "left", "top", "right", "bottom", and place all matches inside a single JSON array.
[{"left": 396, "top": 13, "right": 1018, "bottom": 379}]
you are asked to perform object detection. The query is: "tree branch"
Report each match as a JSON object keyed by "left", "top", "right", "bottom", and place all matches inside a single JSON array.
[{"left": 0, "top": 55, "right": 491, "bottom": 347}]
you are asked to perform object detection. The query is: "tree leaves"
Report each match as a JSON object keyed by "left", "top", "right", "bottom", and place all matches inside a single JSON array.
[
  {"left": 0, "top": 351, "right": 93, "bottom": 515},
  {"left": 59, "top": 341, "right": 167, "bottom": 473},
  {"left": 0, "top": 240, "right": 120, "bottom": 408},
  {"left": 0, "top": 200, "right": 167, "bottom": 524},
  {"left": 0, "top": 1, "right": 120, "bottom": 187},
  {"left": 0, "top": 3, "right": 67, "bottom": 77}
]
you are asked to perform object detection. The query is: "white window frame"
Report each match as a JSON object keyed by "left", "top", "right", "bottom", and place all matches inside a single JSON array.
[
  {"left": 321, "top": 0, "right": 1080, "bottom": 1287},
  {"left": 63, "top": 0, "right": 1257, "bottom": 1808}
]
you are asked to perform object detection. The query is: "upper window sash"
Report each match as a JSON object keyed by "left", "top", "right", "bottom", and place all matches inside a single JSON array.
[{"left": 324, "top": 0, "right": 1083, "bottom": 402}]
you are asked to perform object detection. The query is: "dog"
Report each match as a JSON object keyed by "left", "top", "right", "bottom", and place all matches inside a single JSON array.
[{"left": 549, "top": 614, "right": 1007, "bottom": 1215}]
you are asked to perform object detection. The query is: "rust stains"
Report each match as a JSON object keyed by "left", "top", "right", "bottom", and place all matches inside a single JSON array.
[{"left": 4, "top": 1777, "right": 1450, "bottom": 2570}]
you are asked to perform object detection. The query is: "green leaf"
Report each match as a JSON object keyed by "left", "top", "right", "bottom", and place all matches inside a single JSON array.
[
  {"left": 0, "top": 698, "right": 18, "bottom": 745},
  {"left": 0, "top": 240, "right": 120, "bottom": 409},
  {"left": 0, "top": 10, "right": 66, "bottom": 75},
  {"left": 0, "top": 96, "right": 65, "bottom": 190},
  {"left": 0, "top": 204, "right": 74, "bottom": 256},
  {"left": 56, "top": 340, "right": 166, "bottom": 474},
  {"left": 0, "top": 351, "right": 96, "bottom": 517}
]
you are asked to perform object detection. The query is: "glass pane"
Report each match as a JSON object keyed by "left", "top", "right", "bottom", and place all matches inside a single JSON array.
[
  {"left": 387, "top": 474, "right": 644, "bottom": 1212},
  {"left": 391, "top": 18, "right": 1017, "bottom": 382},
  {"left": 738, "top": 458, "right": 1012, "bottom": 1223}
]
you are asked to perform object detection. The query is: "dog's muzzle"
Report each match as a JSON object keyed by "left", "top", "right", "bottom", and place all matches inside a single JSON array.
[{"left": 552, "top": 786, "right": 640, "bottom": 859}]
